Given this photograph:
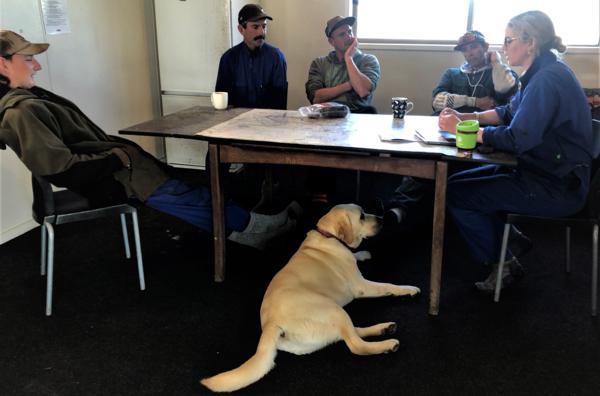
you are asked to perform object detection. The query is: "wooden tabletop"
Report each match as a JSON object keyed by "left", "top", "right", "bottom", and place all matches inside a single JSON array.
[
  {"left": 119, "top": 106, "right": 516, "bottom": 166},
  {"left": 120, "top": 106, "right": 251, "bottom": 139}
]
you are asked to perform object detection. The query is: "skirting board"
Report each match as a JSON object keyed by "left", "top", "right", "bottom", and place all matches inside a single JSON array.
[{"left": 0, "top": 218, "right": 37, "bottom": 245}]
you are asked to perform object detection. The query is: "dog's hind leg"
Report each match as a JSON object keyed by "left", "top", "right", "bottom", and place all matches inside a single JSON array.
[
  {"left": 356, "top": 279, "right": 420, "bottom": 298},
  {"left": 334, "top": 309, "right": 399, "bottom": 355},
  {"left": 355, "top": 322, "right": 397, "bottom": 338}
]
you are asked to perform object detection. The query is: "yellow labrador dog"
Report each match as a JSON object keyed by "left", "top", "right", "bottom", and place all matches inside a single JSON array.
[{"left": 201, "top": 204, "right": 420, "bottom": 392}]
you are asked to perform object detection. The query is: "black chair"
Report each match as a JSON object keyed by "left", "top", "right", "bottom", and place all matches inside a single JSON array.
[
  {"left": 494, "top": 119, "right": 600, "bottom": 316},
  {"left": 32, "top": 175, "right": 145, "bottom": 316}
]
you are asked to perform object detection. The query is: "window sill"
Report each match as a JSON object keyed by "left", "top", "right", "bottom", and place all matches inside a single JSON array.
[{"left": 359, "top": 42, "right": 600, "bottom": 55}]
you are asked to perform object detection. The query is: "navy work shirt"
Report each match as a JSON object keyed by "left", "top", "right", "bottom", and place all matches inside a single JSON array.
[{"left": 215, "top": 42, "right": 288, "bottom": 109}]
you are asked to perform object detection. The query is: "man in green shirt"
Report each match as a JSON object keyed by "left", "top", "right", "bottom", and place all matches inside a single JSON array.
[{"left": 305, "top": 16, "right": 380, "bottom": 113}]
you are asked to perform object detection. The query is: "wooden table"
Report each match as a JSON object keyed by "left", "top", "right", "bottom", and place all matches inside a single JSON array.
[{"left": 121, "top": 106, "right": 515, "bottom": 315}]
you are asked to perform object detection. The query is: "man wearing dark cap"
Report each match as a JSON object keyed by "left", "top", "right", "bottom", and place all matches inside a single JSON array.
[
  {"left": 215, "top": 4, "right": 287, "bottom": 109},
  {"left": 305, "top": 15, "right": 380, "bottom": 114},
  {"left": 432, "top": 30, "right": 518, "bottom": 115},
  {"left": 0, "top": 30, "right": 298, "bottom": 250}
]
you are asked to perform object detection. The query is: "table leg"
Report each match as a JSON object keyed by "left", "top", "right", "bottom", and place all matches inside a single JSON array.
[
  {"left": 209, "top": 144, "right": 226, "bottom": 282},
  {"left": 429, "top": 161, "right": 448, "bottom": 315}
]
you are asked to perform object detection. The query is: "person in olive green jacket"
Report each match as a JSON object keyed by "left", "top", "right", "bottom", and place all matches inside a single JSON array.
[{"left": 0, "top": 30, "right": 298, "bottom": 249}]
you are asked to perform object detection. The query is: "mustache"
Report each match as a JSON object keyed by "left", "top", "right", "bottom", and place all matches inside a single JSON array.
[{"left": 253, "top": 35, "right": 266, "bottom": 41}]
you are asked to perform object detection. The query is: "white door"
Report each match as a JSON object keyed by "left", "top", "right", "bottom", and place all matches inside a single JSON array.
[
  {"left": 154, "top": 0, "right": 233, "bottom": 169},
  {"left": 154, "top": 0, "right": 231, "bottom": 95}
]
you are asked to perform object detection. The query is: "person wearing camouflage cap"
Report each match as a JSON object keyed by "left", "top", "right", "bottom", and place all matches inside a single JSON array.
[{"left": 0, "top": 30, "right": 298, "bottom": 250}]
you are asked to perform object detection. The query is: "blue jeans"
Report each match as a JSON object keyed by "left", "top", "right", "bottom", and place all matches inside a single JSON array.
[
  {"left": 447, "top": 165, "right": 586, "bottom": 264},
  {"left": 146, "top": 179, "right": 250, "bottom": 234}
]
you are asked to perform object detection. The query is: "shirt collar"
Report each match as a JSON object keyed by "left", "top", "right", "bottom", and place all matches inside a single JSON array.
[
  {"left": 459, "top": 61, "right": 492, "bottom": 74},
  {"left": 520, "top": 50, "right": 557, "bottom": 89},
  {"left": 327, "top": 48, "right": 363, "bottom": 64}
]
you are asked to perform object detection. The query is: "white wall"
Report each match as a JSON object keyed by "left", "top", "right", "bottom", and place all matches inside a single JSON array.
[{"left": 0, "top": 0, "right": 160, "bottom": 244}]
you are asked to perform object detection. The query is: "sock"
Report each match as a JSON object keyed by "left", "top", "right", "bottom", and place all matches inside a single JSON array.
[
  {"left": 245, "top": 201, "right": 302, "bottom": 234},
  {"left": 228, "top": 218, "right": 296, "bottom": 250}
]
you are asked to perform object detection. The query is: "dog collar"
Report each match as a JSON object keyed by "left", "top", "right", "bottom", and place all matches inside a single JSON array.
[{"left": 316, "top": 227, "right": 349, "bottom": 247}]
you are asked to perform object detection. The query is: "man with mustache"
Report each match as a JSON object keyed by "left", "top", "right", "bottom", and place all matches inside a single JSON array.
[
  {"left": 432, "top": 30, "right": 518, "bottom": 115},
  {"left": 305, "top": 16, "right": 380, "bottom": 114},
  {"left": 215, "top": 4, "right": 287, "bottom": 109}
]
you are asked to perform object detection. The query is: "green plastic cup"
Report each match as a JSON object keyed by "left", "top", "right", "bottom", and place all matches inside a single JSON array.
[{"left": 456, "top": 120, "right": 479, "bottom": 150}]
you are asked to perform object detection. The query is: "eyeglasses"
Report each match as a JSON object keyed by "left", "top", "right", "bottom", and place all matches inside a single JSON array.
[{"left": 504, "top": 36, "right": 519, "bottom": 46}]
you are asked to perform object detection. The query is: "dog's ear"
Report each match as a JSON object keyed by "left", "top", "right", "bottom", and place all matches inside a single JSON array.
[
  {"left": 338, "top": 212, "right": 357, "bottom": 247},
  {"left": 316, "top": 211, "right": 337, "bottom": 235},
  {"left": 317, "top": 207, "right": 359, "bottom": 247},
  {"left": 317, "top": 209, "right": 353, "bottom": 245}
]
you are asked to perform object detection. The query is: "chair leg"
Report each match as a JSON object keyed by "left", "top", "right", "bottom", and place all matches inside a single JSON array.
[
  {"left": 566, "top": 226, "right": 571, "bottom": 273},
  {"left": 494, "top": 223, "right": 512, "bottom": 302},
  {"left": 40, "top": 225, "right": 47, "bottom": 276},
  {"left": 592, "top": 224, "right": 598, "bottom": 317},
  {"left": 355, "top": 170, "right": 361, "bottom": 202},
  {"left": 131, "top": 209, "right": 146, "bottom": 291},
  {"left": 120, "top": 213, "right": 131, "bottom": 259},
  {"left": 45, "top": 222, "right": 55, "bottom": 316}
]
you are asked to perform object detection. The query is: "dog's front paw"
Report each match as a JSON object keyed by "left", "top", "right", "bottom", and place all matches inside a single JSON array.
[
  {"left": 353, "top": 251, "right": 371, "bottom": 262},
  {"left": 407, "top": 286, "right": 420, "bottom": 296},
  {"left": 383, "top": 339, "right": 400, "bottom": 353},
  {"left": 383, "top": 322, "right": 397, "bottom": 335}
]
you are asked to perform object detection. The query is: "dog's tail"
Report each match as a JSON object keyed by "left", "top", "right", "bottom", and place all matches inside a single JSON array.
[{"left": 200, "top": 323, "right": 283, "bottom": 393}]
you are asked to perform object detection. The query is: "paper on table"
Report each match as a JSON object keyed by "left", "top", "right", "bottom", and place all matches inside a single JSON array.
[
  {"left": 414, "top": 129, "right": 456, "bottom": 146},
  {"left": 378, "top": 129, "right": 418, "bottom": 142}
]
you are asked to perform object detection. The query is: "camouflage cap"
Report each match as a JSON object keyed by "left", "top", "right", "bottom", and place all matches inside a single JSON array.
[{"left": 0, "top": 30, "right": 49, "bottom": 57}]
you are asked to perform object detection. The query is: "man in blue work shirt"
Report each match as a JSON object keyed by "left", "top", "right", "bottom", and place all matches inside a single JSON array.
[{"left": 215, "top": 4, "right": 288, "bottom": 109}]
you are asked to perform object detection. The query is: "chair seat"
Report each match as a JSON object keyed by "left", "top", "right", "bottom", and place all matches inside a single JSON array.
[
  {"left": 52, "top": 189, "right": 91, "bottom": 214},
  {"left": 506, "top": 212, "right": 599, "bottom": 227}
]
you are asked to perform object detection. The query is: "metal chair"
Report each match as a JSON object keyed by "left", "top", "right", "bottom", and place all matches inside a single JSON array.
[
  {"left": 32, "top": 175, "right": 145, "bottom": 316},
  {"left": 494, "top": 120, "right": 600, "bottom": 316}
]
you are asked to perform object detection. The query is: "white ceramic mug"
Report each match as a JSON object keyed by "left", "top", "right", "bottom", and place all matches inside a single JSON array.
[
  {"left": 391, "top": 97, "right": 414, "bottom": 119},
  {"left": 211, "top": 91, "right": 228, "bottom": 110}
]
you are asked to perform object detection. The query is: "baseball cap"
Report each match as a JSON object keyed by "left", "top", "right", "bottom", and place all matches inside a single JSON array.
[
  {"left": 238, "top": 4, "right": 273, "bottom": 25},
  {"left": 454, "top": 31, "right": 487, "bottom": 51},
  {"left": 0, "top": 30, "right": 49, "bottom": 57},
  {"left": 325, "top": 16, "right": 356, "bottom": 37}
]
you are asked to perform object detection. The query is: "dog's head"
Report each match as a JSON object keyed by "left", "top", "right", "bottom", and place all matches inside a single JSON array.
[{"left": 316, "top": 204, "right": 382, "bottom": 248}]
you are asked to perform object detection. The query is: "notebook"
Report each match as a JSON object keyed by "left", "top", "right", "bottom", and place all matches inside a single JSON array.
[{"left": 414, "top": 129, "right": 456, "bottom": 146}]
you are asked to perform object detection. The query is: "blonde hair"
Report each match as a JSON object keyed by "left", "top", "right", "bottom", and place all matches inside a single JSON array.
[{"left": 508, "top": 10, "right": 567, "bottom": 56}]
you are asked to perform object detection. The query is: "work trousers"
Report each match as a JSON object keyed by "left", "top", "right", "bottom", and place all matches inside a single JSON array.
[
  {"left": 447, "top": 165, "right": 586, "bottom": 264},
  {"left": 146, "top": 179, "right": 250, "bottom": 234}
]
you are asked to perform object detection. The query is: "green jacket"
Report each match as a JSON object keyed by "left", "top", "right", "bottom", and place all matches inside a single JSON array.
[{"left": 0, "top": 87, "right": 168, "bottom": 203}]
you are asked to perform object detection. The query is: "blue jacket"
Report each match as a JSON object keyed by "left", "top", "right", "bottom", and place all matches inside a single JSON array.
[
  {"left": 215, "top": 42, "right": 287, "bottom": 109},
  {"left": 483, "top": 51, "right": 593, "bottom": 191}
]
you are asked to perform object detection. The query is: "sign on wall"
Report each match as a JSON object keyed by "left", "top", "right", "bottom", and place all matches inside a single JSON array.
[{"left": 41, "top": 0, "right": 71, "bottom": 35}]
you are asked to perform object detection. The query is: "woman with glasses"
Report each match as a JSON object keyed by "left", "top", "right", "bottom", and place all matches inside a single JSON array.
[{"left": 438, "top": 10, "right": 593, "bottom": 293}]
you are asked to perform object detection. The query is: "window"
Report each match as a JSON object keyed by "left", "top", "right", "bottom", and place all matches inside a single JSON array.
[{"left": 356, "top": 0, "right": 600, "bottom": 46}]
